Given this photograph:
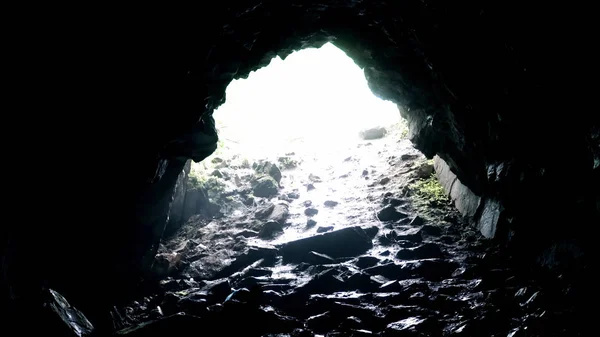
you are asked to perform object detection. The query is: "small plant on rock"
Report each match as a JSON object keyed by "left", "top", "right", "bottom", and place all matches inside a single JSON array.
[
  {"left": 409, "top": 173, "right": 450, "bottom": 207},
  {"left": 187, "top": 169, "right": 206, "bottom": 189},
  {"left": 277, "top": 156, "right": 299, "bottom": 169}
]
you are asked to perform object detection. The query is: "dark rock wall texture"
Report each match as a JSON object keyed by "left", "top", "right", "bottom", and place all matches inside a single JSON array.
[{"left": 5, "top": 0, "right": 598, "bottom": 320}]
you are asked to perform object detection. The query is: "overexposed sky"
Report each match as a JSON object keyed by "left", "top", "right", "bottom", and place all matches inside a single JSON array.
[{"left": 213, "top": 42, "right": 400, "bottom": 157}]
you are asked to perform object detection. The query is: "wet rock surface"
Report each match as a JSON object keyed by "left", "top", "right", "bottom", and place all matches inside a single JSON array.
[{"left": 107, "top": 132, "right": 585, "bottom": 336}]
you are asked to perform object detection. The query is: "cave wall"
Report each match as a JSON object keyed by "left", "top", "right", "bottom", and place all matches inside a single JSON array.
[
  {"left": 5, "top": 0, "right": 598, "bottom": 325},
  {"left": 164, "top": 160, "right": 192, "bottom": 237}
]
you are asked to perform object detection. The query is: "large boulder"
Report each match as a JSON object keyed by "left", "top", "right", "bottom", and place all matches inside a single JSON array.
[
  {"left": 253, "top": 161, "right": 282, "bottom": 184},
  {"left": 252, "top": 176, "right": 279, "bottom": 198},
  {"left": 279, "top": 226, "right": 373, "bottom": 262}
]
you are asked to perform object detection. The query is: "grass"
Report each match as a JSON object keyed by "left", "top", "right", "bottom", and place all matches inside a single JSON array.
[{"left": 409, "top": 173, "right": 450, "bottom": 206}]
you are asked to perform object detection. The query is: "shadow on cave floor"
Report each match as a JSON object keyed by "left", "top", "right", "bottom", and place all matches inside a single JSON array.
[
  {"left": 100, "top": 125, "right": 583, "bottom": 337},
  {"left": 46, "top": 125, "right": 585, "bottom": 337}
]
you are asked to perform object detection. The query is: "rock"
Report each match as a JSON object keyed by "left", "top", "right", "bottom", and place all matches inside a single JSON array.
[
  {"left": 362, "top": 169, "right": 369, "bottom": 176},
  {"left": 345, "top": 272, "right": 383, "bottom": 293},
  {"left": 396, "top": 243, "right": 444, "bottom": 260},
  {"left": 205, "top": 279, "right": 231, "bottom": 303},
  {"left": 290, "top": 329, "right": 314, "bottom": 337},
  {"left": 414, "top": 259, "right": 460, "bottom": 280},
  {"left": 255, "top": 203, "right": 275, "bottom": 219},
  {"left": 148, "top": 306, "right": 164, "bottom": 319},
  {"left": 408, "top": 216, "right": 424, "bottom": 227},
  {"left": 304, "top": 207, "right": 319, "bottom": 216},
  {"left": 175, "top": 292, "right": 208, "bottom": 317},
  {"left": 33, "top": 289, "right": 95, "bottom": 337},
  {"left": 181, "top": 187, "right": 213, "bottom": 223},
  {"left": 388, "top": 198, "right": 405, "bottom": 206},
  {"left": 243, "top": 195, "right": 255, "bottom": 206},
  {"left": 152, "top": 252, "right": 184, "bottom": 278},
  {"left": 278, "top": 194, "right": 292, "bottom": 202},
  {"left": 259, "top": 221, "right": 284, "bottom": 239},
  {"left": 385, "top": 317, "right": 432, "bottom": 336},
  {"left": 316, "top": 226, "right": 334, "bottom": 233},
  {"left": 115, "top": 313, "right": 203, "bottom": 336},
  {"left": 378, "top": 233, "right": 395, "bottom": 246},
  {"left": 377, "top": 206, "right": 409, "bottom": 221},
  {"left": 363, "top": 262, "right": 417, "bottom": 279},
  {"left": 236, "top": 229, "right": 259, "bottom": 238},
  {"left": 359, "top": 126, "right": 387, "bottom": 140},
  {"left": 537, "top": 241, "right": 586, "bottom": 271},
  {"left": 415, "top": 161, "right": 434, "bottom": 178},
  {"left": 165, "top": 160, "right": 191, "bottom": 236},
  {"left": 268, "top": 204, "right": 289, "bottom": 224},
  {"left": 304, "top": 251, "right": 336, "bottom": 265},
  {"left": 303, "top": 200, "right": 312, "bottom": 207},
  {"left": 223, "top": 288, "right": 252, "bottom": 304},
  {"left": 433, "top": 156, "right": 482, "bottom": 226},
  {"left": 306, "top": 312, "right": 336, "bottom": 333},
  {"left": 308, "top": 174, "right": 322, "bottom": 182},
  {"left": 306, "top": 183, "right": 316, "bottom": 191},
  {"left": 339, "top": 316, "right": 363, "bottom": 330},
  {"left": 254, "top": 161, "right": 282, "bottom": 184},
  {"left": 363, "top": 226, "right": 379, "bottom": 238},
  {"left": 419, "top": 224, "right": 442, "bottom": 237},
  {"left": 253, "top": 176, "right": 279, "bottom": 197},
  {"left": 379, "top": 280, "right": 404, "bottom": 292},
  {"left": 397, "top": 240, "right": 420, "bottom": 248},
  {"left": 211, "top": 169, "right": 223, "bottom": 178},
  {"left": 306, "top": 219, "right": 317, "bottom": 228},
  {"left": 379, "top": 177, "right": 390, "bottom": 185},
  {"left": 277, "top": 156, "right": 299, "bottom": 170},
  {"left": 347, "top": 329, "right": 374, "bottom": 337},
  {"left": 324, "top": 200, "right": 339, "bottom": 207},
  {"left": 240, "top": 267, "right": 273, "bottom": 279},
  {"left": 355, "top": 256, "right": 379, "bottom": 269},
  {"left": 236, "top": 276, "right": 272, "bottom": 289},
  {"left": 401, "top": 154, "right": 420, "bottom": 161},
  {"left": 288, "top": 192, "right": 300, "bottom": 199},
  {"left": 394, "top": 227, "right": 422, "bottom": 242},
  {"left": 296, "top": 268, "right": 346, "bottom": 295},
  {"left": 477, "top": 198, "right": 501, "bottom": 238},
  {"left": 215, "top": 246, "right": 278, "bottom": 278},
  {"left": 280, "top": 226, "right": 373, "bottom": 262}
]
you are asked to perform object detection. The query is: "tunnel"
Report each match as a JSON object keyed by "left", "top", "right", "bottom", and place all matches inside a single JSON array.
[{"left": 3, "top": 1, "right": 598, "bottom": 336}]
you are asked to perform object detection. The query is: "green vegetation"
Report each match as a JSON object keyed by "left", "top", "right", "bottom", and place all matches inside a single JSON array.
[
  {"left": 203, "top": 176, "right": 227, "bottom": 200},
  {"left": 187, "top": 173, "right": 203, "bottom": 189},
  {"left": 277, "top": 156, "right": 299, "bottom": 169},
  {"left": 409, "top": 173, "right": 450, "bottom": 206},
  {"left": 390, "top": 119, "right": 409, "bottom": 139},
  {"left": 187, "top": 168, "right": 227, "bottom": 199}
]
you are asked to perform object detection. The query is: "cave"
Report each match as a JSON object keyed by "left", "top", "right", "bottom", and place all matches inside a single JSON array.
[{"left": 4, "top": 1, "right": 598, "bottom": 336}]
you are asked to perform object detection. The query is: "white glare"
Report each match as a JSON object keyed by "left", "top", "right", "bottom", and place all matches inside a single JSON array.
[{"left": 212, "top": 42, "right": 400, "bottom": 159}]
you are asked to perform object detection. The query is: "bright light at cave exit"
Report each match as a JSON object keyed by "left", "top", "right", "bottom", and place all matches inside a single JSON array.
[{"left": 212, "top": 42, "right": 401, "bottom": 159}]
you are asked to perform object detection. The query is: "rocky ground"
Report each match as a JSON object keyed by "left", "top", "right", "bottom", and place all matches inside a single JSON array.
[{"left": 101, "top": 125, "right": 583, "bottom": 336}]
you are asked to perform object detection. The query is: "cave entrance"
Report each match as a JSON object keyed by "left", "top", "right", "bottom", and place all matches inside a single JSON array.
[
  {"left": 206, "top": 42, "right": 404, "bottom": 161},
  {"left": 185, "top": 42, "right": 420, "bottom": 245}
]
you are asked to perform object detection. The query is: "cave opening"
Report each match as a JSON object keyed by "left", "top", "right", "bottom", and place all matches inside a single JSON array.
[
  {"left": 207, "top": 42, "right": 403, "bottom": 161},
  {"left": 4, "top": 2, "right": 596, "bottom": 336},
  {"left": 184, "top": 42, "right": 416, "bottom": 243}
]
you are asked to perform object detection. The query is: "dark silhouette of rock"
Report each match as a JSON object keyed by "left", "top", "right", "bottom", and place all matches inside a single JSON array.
[
  {"left": 377, "top": 206, "right": 409, "bottom": 221},
  {"left": 253, "top": 176, "right": 279, "bottom": 197},
  {"left": 280, "top": 227, "right": 373, "bottom": 262}
]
